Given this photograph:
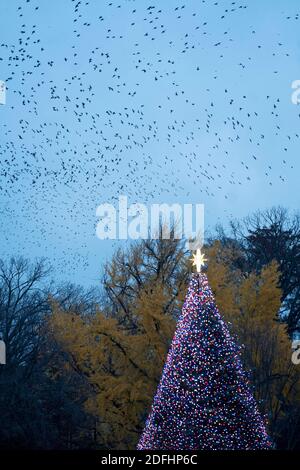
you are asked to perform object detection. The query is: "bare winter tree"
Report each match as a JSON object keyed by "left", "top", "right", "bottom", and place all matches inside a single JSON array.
[
  {"left": 215, "top": 207, "right": 300, "bottom": 335},
  {"left": 0, "top": 257, "right": 96, "bottom": 449},
  {"left": 0, "top": 257, "right": 51, "bottom": 371}
]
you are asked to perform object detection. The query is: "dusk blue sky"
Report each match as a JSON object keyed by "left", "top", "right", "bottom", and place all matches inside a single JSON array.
[{"left": 0, "top": 0, "right": 299, "bottom": 287}]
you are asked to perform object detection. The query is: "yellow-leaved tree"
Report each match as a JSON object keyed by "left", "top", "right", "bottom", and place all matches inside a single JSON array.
[{"left": 50, "top": 237, "right": 188, "bottom": 449}]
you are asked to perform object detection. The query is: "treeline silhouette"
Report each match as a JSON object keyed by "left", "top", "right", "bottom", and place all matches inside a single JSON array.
[{"left": 0, "top": 207, "right": 299, "bottom": 449}]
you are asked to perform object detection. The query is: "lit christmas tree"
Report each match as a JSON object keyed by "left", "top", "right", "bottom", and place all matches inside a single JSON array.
[{"left": 138, "top": 249, "right": 272, "bottom": 450}]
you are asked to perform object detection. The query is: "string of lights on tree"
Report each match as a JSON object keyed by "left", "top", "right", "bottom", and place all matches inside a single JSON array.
[{"left": 137, "top": 249, "right": 272, "bottom": 450}]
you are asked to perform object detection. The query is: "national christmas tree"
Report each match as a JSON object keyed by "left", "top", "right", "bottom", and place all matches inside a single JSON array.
[{"left": 137, "top": 249, "right": 272, "bottom": 450}]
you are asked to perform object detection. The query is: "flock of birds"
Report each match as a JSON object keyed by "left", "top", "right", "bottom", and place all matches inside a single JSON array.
[{"left": 0, "top": 0, "right": 298, "bottom": 284}]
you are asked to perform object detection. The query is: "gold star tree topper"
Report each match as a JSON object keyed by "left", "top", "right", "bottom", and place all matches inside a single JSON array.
[{"left": 191, "top": 248, "right": 207, "bottom": 273}]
